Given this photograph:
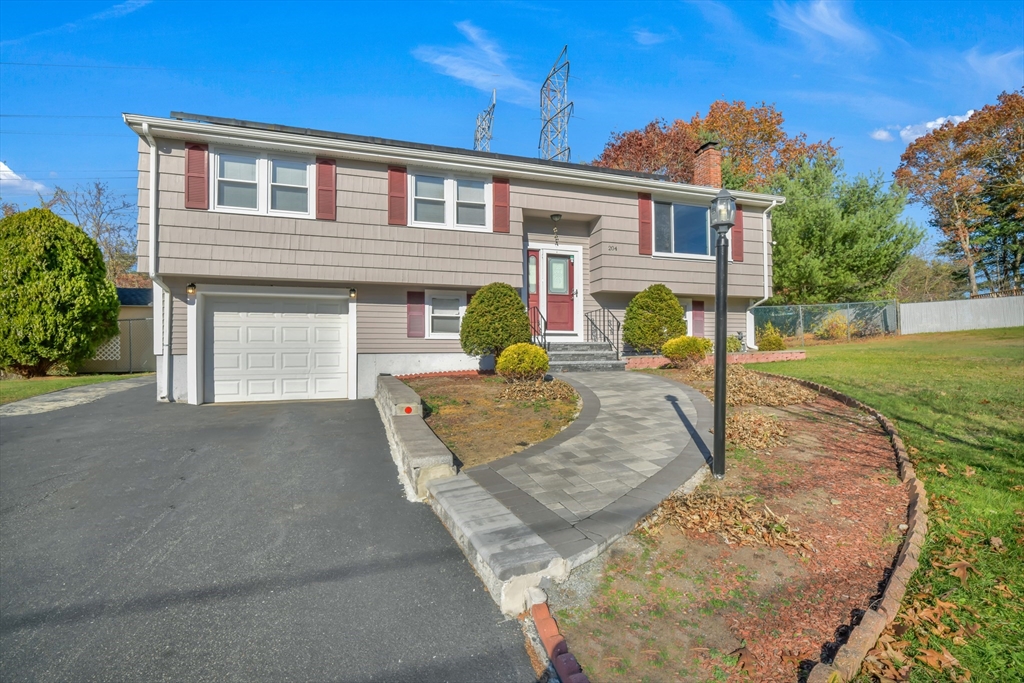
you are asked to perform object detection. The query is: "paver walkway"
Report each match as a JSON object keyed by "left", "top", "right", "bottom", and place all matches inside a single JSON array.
[{"left": 463, "top": 371, "right": 712, "bottom": 566}]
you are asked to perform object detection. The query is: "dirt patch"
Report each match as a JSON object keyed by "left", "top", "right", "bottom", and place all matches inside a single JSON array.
[
  {"left": 402, "top": 375, "right": 580, "bottom": 469},
  {"left": 549, "top": 394, "right": 908, "bottom": 683}
]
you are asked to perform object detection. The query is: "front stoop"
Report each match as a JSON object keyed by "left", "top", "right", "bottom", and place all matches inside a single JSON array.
[{"left": 547, "top": 342, "right": 626, "bottom": 373}]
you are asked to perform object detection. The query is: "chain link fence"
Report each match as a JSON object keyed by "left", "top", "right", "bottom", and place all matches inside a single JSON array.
[
  {"left": 78, "top": 318, "right": 155, "bottom": 373},
  {"left": 753, "top": 301, "right": 900, "bottom": 346}
]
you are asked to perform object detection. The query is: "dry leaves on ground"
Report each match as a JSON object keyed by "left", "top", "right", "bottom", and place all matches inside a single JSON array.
[
  {"left": 685, "top": 364, "right": 818, "bottom": 406},
  {"left": 726, "top": 410, "right": 787, "bottom": 451},
  {"left": 637, "top": 491, "right": 813, "bottom": 551},
  {"left": 498, "top": 378, "right": 578, "bottom": 402}
]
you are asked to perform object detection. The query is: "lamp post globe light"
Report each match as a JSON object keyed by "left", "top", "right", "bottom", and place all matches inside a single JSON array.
[{"left": 710, "top": 188, "right": 736, "bottom": 479}]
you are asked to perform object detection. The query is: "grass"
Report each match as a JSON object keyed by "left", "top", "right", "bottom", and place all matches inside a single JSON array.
[
  {"left": 759, "top": 327, "right": 1024, "bottom": 681},
  {"left": 0, "top": 373, "right": 152, "bottom": 405}
]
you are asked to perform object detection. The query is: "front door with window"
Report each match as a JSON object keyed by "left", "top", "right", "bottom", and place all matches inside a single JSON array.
[{"left": 526, "top": 248, "right": 577, "bottom": 334}]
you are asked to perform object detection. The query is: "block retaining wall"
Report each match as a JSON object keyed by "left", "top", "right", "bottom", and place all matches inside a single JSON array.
[{"left": 625, "top": 349, "right": 806, "bottom": 370}]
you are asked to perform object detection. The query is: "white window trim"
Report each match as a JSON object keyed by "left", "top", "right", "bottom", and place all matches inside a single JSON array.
[
  {"left": 209, "top": 147, "right": 316, "bottom": 220},
  {"left": 651, "top": 198, "right": 733, "bottom": 262},
  {"left": 407, "top": 171, "right": 492, "bottom": 232},
  {"left": 425, "top": 289, "right": 467, "bottom": 340}
]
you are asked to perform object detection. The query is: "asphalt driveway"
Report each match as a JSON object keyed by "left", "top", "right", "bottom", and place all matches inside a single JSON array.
[{"left": 0, "top": 382, "right": 537, "bottom": 682}]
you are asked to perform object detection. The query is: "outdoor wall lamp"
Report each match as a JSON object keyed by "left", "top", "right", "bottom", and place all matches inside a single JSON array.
[
  {"left": 349, "top": 288, "right": 357, "bottom": 299},
  {"left": 186, "top": 283, "right": 197, "bottom": 297},
  {"left": 710, "top": 188, "right": 736, "bottom": 480}
]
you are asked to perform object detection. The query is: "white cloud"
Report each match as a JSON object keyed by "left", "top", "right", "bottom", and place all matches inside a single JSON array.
[
  {"left": 0, "top": 0, "right": 151, "bottom": 46},
  {"left": 0, "top": 162, "right": 47, "bottom": 193},
  {"left": 899, "top": 110, "right": 975, "bottom": 143},
  {"left": 633, "top": 29, "right": 671, "bottom": 46},
  {"left": 773, "top": 0, "right": 874, "bottom": 50},
  {"left": 412, "top": 21, "right": 532, "bottom": 102},
  {"left": 870, "top": 129, "right": 894, "bottom": 142},
  {"left": 965, "top": 47, "right": 1024, "bottom": 90}
]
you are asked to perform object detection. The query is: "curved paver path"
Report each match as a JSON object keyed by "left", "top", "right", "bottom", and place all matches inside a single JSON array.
[{"left": 465, "top": 371, "right": 713, "bottom": 566}]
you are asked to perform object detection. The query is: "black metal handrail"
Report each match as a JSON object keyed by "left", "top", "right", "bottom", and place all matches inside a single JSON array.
[
  {"left": 584, "top": 308, "right": 622, "bottom": 359},
  {"left": 529, "top": 306, "right": 548, "bottom": 350}
]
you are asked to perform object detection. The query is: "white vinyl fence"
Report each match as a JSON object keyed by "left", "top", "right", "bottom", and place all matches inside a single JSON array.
[{"left": 899, "top": 296, "right": 1024, "bottom": 335}]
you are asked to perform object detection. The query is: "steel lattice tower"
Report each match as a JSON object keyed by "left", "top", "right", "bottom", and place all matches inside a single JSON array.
[
  {"left": 474, "top": 90, "right": 496, "bottom": 152},
  {"left": 539, "top": 46, "right": 573, "bottom": 162}
]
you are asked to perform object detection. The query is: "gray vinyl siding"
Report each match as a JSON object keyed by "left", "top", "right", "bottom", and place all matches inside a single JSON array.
[
  {"left": 165, "top": 277, "right": 189, "bottom": 355},
  {"left": 356, "top": 284, "right": 466, "bottom": 354},
  {"left": 524, "top": 218, "right": 599, "bottom": 316}
]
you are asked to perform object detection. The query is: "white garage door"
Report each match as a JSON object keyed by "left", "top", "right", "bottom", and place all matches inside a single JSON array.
[{"left": 204, "top": 295, "right": 348, "bottom": 403}]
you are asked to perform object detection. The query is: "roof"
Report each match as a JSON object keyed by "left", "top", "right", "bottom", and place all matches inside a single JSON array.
[
  {"left": 122, "top": 112, "right": 786, "bottom": 208},
  {"left": 117, "top": 287, "right": 153, "bottom": 306}
]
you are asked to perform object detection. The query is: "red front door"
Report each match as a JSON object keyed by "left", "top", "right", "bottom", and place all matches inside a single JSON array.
[
  {"left": 546, "top": 254, "right": 575, "bottom": 331},
  {"left": 527, "top": 250, "right": 541, "bottom": 334}
]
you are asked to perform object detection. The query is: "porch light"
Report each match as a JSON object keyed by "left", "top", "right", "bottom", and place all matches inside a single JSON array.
[
  {"left": 550, "top": 214, "right": 562, "bottom": 223},
  {"left": 186, "top": 283, "right": 197, "bottom": 296},
  {"left": 349, "top": 288, "right": 357, "bottom": 299},
  {"left": 709, "top": 188, "right": 736, "bottom": 480},
  {"left": 550, "top": 214, "right": 562, "bottom": 246}
]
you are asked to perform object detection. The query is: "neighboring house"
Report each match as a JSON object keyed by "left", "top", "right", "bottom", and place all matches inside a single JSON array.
[
  {"left": 78, "top": 287, "right": 155, "bottom": 374},
  {"left": 124, "top": 112, "right": 784, "bottom": 404}
]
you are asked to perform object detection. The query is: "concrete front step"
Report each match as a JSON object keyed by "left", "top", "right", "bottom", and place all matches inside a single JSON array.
[
  {"left": 549, "top": 359, "right": 627, "bottom": 372},
  {"left": 548, "top": 350, "right": 619, "bottom": 362},
  {"left": 546, "top": 342, "right": 613, "bottom": 353}
]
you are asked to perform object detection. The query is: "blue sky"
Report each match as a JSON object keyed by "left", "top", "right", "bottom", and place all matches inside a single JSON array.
[{"left": 2, "top": 0, "right": 1022, "bottom": 249}]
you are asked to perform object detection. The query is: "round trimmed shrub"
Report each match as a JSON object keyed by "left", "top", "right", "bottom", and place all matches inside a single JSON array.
[
  {"left": 661, "top": 335, "right": 712, "bottom": 369},
  {"left": 622, "top": 284, "right": 687, "bottom": 353},
  {"left": 496, "top": 343, "right": 549, "bottom": 382},
  {"left": 459, "top": 282, "right": 531, "bottom": 359},
  {"left": 0, "top": 208, "right": 119, "bottom": 377},
  {"left": 756, "top": 322, "right": 787, "bottom": 351}
]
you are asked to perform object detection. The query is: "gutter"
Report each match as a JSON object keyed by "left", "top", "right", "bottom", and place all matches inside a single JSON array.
[
  {"left": 140, "top": 121, "right": 172, "bottom": 401},
  {"left": 745, "top": 199, "right": 780, "bottom": 350}
]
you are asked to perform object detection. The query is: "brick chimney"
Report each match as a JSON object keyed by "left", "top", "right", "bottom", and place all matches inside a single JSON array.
[{"left": 693, "top": 141, "right": 722, "bottom": 188}]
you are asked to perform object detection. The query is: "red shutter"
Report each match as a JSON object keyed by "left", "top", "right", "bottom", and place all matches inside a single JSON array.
[
  {"left": 388, "top": 166, "right": 408, "bottom": 225},
  {"left": 638, "top": 193, "right": 653, "bottom": 255},
  {"left": 184, "top": 143, "right": 208, "bottom": 210},
  {"left": 731, "top": 204, "right": 744, "bottom": 262},
  {"left": 407, "top": 291, "right": 425, "bottom": 338},
  {"left": 316, "top": 158, "right": 336, "bottom": 221},
  {"left": 692, "top": 300, "right": 705, "bottom": 338},
  {"left": 493, "top": 178, "right": 510, "bottom": 233}
]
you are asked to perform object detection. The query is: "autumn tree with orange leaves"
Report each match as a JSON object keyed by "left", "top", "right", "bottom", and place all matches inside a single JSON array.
[
  {"left": 592, "top": 100, "right": 836, "bottom": 191},
  {"left": 895, "top": 90, "right": 1023, "bottom": 296}
]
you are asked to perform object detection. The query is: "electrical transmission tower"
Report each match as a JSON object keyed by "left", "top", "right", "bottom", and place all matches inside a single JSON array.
[
  {"left": 474, "top": 90, "right": 496, "bottom": 152},
  {"left": 539, "top": 46, "right": 573, "bottom": 162}
]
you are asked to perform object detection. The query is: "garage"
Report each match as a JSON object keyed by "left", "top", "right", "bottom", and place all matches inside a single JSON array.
[{"left": 203, "top": 295, "right": 349, "bottom": 403}]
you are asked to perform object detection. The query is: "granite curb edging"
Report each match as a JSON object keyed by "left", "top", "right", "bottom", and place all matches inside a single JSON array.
[{"left": 756, "top": 372, "right": 928, "bottom": 683}]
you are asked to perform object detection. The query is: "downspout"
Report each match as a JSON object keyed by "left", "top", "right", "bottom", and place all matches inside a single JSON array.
[
  {"left": 745, "top": 199, "right": 779, "bottom": 350},
  {"left": 142, "top": 122, "right": 172, "bottom": 400}
]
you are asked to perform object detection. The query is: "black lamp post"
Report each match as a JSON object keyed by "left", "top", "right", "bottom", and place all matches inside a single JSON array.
[{"left": 710, "top": 188, "right": 736, "bottom": 479}]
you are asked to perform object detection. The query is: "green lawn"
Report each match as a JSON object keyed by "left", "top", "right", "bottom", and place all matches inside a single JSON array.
[
  {"left": 0, "top": 373, "right": 153, "bottom": 405},
  {"left": 759, "top": 327, "right": 1024, "bottom": 681}
]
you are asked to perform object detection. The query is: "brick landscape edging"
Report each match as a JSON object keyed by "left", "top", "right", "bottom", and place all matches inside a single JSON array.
[
  {"left": 625, "top": 349, "right": 806, "bottom": 370},
  {"left": 756, "top": 373, "right": 928, "bottom": 683},
  {"left": 530, "top": 600, "right": 590, "bottom": 683}
]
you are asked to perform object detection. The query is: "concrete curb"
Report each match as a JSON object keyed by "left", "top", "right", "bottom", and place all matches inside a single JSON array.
[
  {"left": 756, "top": 373, "right": 928, "bottom": 683},
  {"left": 374, "top": 375, "right": 456, "bottom": 501}
]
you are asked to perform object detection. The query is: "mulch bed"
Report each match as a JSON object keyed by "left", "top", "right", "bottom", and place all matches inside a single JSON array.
[{"left": 551, "top": 390, "right": 909, "bottom": 683}]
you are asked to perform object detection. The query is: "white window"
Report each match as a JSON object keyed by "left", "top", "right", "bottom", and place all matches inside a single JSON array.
[
  {"left": 211, "top": 148, "right": 315, "bottom": 219},
  {"left": 653, "top": 201, "right": 732, "bottom": 260},
  {"left": 425, "top": 290, "right": 467, "bottom": 339},
  {"left": 409, "top": 173, "right": 491, "bottom": 231}
]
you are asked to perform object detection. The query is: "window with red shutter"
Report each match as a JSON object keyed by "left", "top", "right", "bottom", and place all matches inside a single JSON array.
[
  {"left": 388, "top": 167, "right": 408, "bottom": 225},
  {"left": 185, "top": 143, "right": 209, "bottom": 210},
  {"left": 731, "top": 204, "right": 744, "bottom": 262},
  {"left": 692, "top": 300, "right": 705, "bottom": 337},
  {"left": 316, "top": 158, "right": 336, "bottom": 221},
  {"left": 407, "top": 291, "right": 425, "bottom": 338},
  {"left": 492, "top": 178, "right": 510, "bottom": 233},
  {"left": 638, "top": 193, "right": 653, "bottom": 255}
]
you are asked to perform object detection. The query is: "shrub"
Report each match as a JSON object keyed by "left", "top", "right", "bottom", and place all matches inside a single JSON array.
[
  {"left": 0, "top": 208, "right": 119, "bottom": 377},
  {"left": 756, "top": 322, "right": 787, "bottom": 351},
  {"left": 813, "top": 310, "right": 861, "bottom": 340},
  {"left": 725, "top": 336, "right": 742, "bottom": 353},
  {"left": 459, "top": 282, "right": 531, "bottom": 359},
  {"left": 623, "top": 284, "right": 687, "bottom": 353},
  {"left": 661, "top": 335, "right": 712, "bottom": 369},
  {"left": 496, "top": 343, "right": 549, "bottom": 382}
]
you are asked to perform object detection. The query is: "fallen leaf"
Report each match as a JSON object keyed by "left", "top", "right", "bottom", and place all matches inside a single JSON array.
[
  {"left": 917, "top": 649, "right": 947, "bottom": 670},
  {"left": 979, "top": 399, "right": 990, "bottom": 405},
  {"left": 990, "top": 537, "right": 1005, "bottom": 553},
  {"left": 937, "top": 464, "right": 950, "bottom": 476},
  {"left": 908, "top": 446, "right": 920, "bottom": 455},
  {"left": 731, "top": 646, "right": 757, "bottom": 672},
  {"left": 936, "top": 439, "right": 946, "bottom": 444},
  {"left": 963, "top": 466, "right": 975, "bottom": 477},
  {"left": 944, "top": 560, "right": 978, "bottom": 587},
  {"left": 993, "top": 583, "right": 1014, "bottom": 598}
]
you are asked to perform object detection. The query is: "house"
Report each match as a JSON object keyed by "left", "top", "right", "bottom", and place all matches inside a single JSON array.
[{"left": 123, "top": 112, "right": 784, "bottom": 404}]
